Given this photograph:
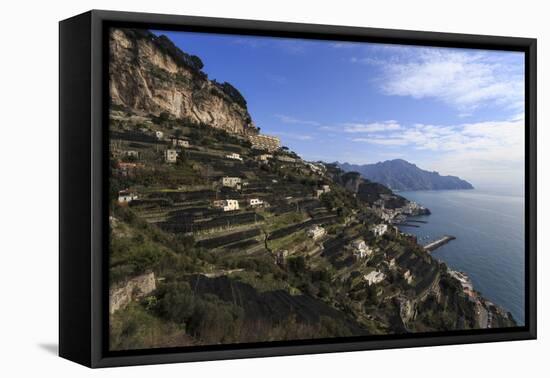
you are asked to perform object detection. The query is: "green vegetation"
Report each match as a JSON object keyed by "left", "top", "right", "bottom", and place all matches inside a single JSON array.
[
  {"left": 212, "top": 80, "right": 248, "bottom": 109},
  {"left": 107, "top": 30, "right": 512, "bottom": 350},
  {"left": 108, "top": 106, "right": 494, "bottom": 349}
]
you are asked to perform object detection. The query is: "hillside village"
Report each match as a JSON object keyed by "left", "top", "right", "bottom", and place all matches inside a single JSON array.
[{"left": 107, "top": 28, "right": 516, "bottom": 350}]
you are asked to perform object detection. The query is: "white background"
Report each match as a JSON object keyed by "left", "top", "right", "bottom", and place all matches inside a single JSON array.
[{"left": 0, "top": 0, "right": 546, "bottom": 376}]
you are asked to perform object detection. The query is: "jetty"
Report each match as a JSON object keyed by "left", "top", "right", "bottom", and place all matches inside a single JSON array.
[
  {"left": 424, "top": 235, "right": 456, "bottom": 252},
  {"left": 398, "top": 223, "right": 420, "bottom": 228}
]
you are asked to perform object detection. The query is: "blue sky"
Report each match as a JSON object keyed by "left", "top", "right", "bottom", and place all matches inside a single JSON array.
[{"left": 153, "top": 30, "right": 525, "bottom": 190}]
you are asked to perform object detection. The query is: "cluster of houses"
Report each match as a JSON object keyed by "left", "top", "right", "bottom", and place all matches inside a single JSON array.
[
  {"left": 215, "top": 176, "right": 267, "bottom": 211},
  {"left": 113, "top": 134, "right": 192, "bottom": 166},
  {"left": 163, "top": 136, "right": 192, "bottom": 164},
  {"left": 400, "top": 201, "right": 428, "bottom": 215},
  {"left": 248, "top": 134, "right": 281, "bottom": 152},
  {"left": 211, "top": 197, "right": 265, "bottom": 212},
  {"left": 373, "top": 197, "right": 428, "bottom": 223}
]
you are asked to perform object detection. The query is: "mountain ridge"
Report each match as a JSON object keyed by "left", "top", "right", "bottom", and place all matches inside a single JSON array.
[{"left": 337, "top": 159, "right": 474, "bottom": 191}]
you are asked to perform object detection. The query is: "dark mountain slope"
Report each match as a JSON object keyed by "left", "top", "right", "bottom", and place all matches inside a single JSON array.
[{"left": 338, "top": 159, "right": 473, "bottom": 191}]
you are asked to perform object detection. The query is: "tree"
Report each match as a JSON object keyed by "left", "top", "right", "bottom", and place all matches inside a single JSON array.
[
  {"left": 288, "top": 256, "right": 306, "bottom": 273},
  {"left": 158, "top": 111, "right": 171, "bottom": 124}
]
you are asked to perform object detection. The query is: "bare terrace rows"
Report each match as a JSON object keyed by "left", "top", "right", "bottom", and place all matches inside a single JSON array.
[
  {"left": 267, "top": 215, "right": 339, "bottom": 241},
  {"left": 158, "top": 211, "right": 265, "bottom": 234},
  {"left": 195, "top": 228, "right": 262, "bottom": 249},
  {"left": 110, "top": 130, "right": 165, "bottom": 145}
]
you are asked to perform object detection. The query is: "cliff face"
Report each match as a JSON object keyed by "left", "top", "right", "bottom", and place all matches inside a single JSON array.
[
  {"left": 109, "top": 271, "right": 156, "bottom": 314},
  {"left": 109, "top": 28, "right": 257, "bottom": 135}
]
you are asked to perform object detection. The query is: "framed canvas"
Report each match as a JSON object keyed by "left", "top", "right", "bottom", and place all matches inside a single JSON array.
[{"left": 59, "top": 10, "right": 537, "bottom": 368}]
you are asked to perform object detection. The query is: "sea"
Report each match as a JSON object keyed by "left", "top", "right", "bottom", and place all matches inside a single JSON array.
[{"left": 397, "top": 189, "right": 525, "bottom": 325}]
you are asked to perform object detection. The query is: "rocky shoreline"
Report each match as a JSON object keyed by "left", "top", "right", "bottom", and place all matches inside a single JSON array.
[
  {"left": 448, "top": 269, "right": 516, "bottom": 328},
  {"left": 396, "top": 204, "right": 517, "bottom": 329}
]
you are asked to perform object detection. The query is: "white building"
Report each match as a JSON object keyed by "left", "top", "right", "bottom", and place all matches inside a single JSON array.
[
  {"left": 307, "top": 225, "right": 326, "bottom": 240},
  {"left": 164, "top": 149, "right": 178, "bottom": 163},
  {"left": 124, "top": 150, "right": 139, "bottom": 158},
  {"left": 222, "top": 199, "right": 239, "bottom": 212},
  {"left": 226, "top": 152, "right": 243, "bottom": 161},
  {"left": 403, "top": 269, "right": 414, "bottom": 284},
  {"left": 372, "top": 223, "right": 389, "bottom": 237},
  {"left": 364, "top": 271, "right": 386, "bottom": 286},
  {"left": 213, "top": 199, "right": 240, "bottom": 212},
  {"left": 256, "top": 154, "right": 273, "bottom": 162},
  {"left": 314, "top": 184, "right": 331, "bottom": 198},
  {"left": 171, "top": 137, "right": 190, "bottom": 148},
  {"left": 117, "top": 190, "right": 138, "bottom": 204},
  {"left": 221, "top": 176, "right": 242, "bottom": 189},
  {"left": 351, "top": 239, "right": 373, "bottom": 259},
  {"left": 248, "top": 198, "right": 264, "bottom": 207},
  {"left": 155, "top": 130, "right": 164, "bottom": 140},
  {"left": 248, "top": 134, "right": 281, "bottom": 152}
]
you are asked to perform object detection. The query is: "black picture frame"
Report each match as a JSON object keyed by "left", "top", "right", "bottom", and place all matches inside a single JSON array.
[{"left": 59, "top": 9, "right": 537, "bottom": 368}]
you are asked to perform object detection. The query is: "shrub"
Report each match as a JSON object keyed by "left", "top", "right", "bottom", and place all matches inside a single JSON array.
[
  {"left": 287, "top": 256, "right": 306, "bottom": 273},
  {"left": 154, "top": 281, "right": 245, "bottom": 343}
]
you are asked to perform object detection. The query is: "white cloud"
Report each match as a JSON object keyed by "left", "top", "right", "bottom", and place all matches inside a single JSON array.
[
  {"left": 350, "top": 116, "right": 525, "bottom": 186},
  {"left": 265, "top": 74, "right": 288, "bottom": 85},
  {"left": 331, "top": 42, "right": 359, "bottom": 49},
  {"left": 355, "top": 47, "right": 524, "bottom": 113},
  {"left": 275, "top": 114, "right": 320, "bottom": 126},
  {"left": 351, "top": 137, "right": 408, "bottom": 146},
  {"left": 343, "top": 120, "right": 401, "bottom": 133},
  {"left": 272, "top": 131, "right": 314, "bottom": 141},
  {"left": 230, "top": 37, "right": 308, "bottom": 55},
  {"left": 230, "top": 38, "right": 265, "bottom": 48},
  {"left": 399, "top": 119, "right": 525, "bottom": 157}
]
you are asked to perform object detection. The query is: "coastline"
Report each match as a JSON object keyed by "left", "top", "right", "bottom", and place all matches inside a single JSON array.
[
  {"left": 396, "top": 191, "right": 520, "bottom": 328},
  {"left": 447, "top": 268, "right": 516, "bottom": 328}
]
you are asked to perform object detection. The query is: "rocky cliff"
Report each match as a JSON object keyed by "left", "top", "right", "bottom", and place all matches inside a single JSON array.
[
  {"left": 109, "top": 271, "right": 156, "bottom": 314},
  {"left": 109, "top": 28, "right": 257, "bottom": 135}
]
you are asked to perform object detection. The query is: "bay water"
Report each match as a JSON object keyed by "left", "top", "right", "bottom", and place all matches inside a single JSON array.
[{"left": 398, "top": 189, "right": 525, "bottom": 325}]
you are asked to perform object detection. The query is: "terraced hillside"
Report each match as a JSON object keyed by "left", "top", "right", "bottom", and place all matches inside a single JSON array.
[{"left": 107, "top": 28, "right": 515, "bottom": 351}]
